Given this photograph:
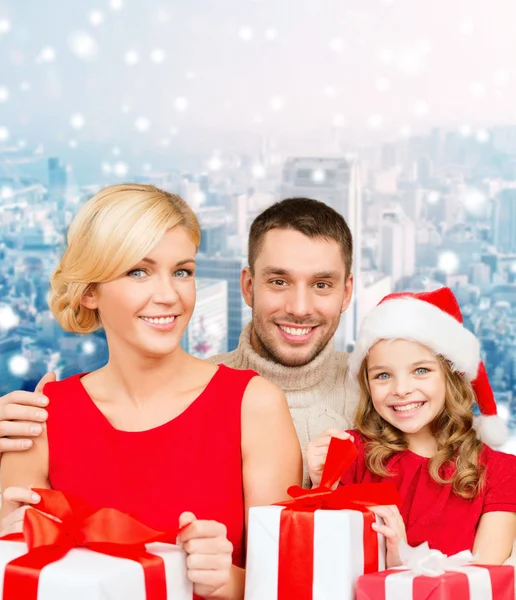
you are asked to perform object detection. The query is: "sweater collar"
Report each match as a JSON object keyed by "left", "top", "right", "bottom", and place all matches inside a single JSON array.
[{"left": 233, "top": 322, "right": 335, "bottom": 391}]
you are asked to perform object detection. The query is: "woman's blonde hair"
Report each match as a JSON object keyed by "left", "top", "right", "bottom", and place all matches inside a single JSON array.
[
  {"left": 49, "top": 183, "right": 201, "bottom": 335},
  {"left": 355, "top": 353, "right": 485, "bottom": 499}
]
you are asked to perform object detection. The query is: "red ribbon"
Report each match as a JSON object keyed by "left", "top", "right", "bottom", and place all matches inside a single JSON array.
[
  {"left": 275, "top": 437, "right": 402, "bottom": 600},
  {"left": 1, "top": 489, "right": 177, "bottom": 600}
]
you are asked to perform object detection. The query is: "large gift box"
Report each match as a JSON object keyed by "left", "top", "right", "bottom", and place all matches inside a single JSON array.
[
  {"left": 356, "top": 543, "right": 515, "bottom": 600},
  {"left": 245, "top": 438, "right": 401, "bottom": 600},
  {"left": 0, "top": 489, "right": 192, "bottom": 600}
]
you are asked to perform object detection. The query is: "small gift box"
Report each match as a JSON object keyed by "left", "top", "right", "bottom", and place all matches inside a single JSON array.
[
  {"left": 356, "top": 542, "right": 515, "bottom": 600},
  {"left": 245, "top": 438, "right": 401, "bottom": 600},
  {"left": 0, "top": 489, "right": 192, "bottom": 600}
]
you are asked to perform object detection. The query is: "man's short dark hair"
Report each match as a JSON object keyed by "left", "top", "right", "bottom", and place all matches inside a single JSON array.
[{"left": 248, "top": 197, "right": 353, "bottom": 276}]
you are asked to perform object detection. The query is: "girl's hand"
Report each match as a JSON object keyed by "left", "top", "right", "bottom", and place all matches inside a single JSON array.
[
  {"left": 178, "top": 512, "right": 234, "bottom": 599},
  {"left": 0, "top": 486, "right": 41, "bottom": 536},
  {"left": 369, "top": 504, "right": 407, "bottom": 568},
  {"left": 306, "top": 429, "right": 353, "bottom": 488}
]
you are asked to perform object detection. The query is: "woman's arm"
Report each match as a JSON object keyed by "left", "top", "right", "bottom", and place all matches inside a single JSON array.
[
  {"left": 0, "top": 424, "right": 50, "bottom": 521},
  {"left": 473, "top": 511, "right": 516, "bottom": 564},
  {"left": 199, "top": 376, "right": 302, "bottom": 600}
]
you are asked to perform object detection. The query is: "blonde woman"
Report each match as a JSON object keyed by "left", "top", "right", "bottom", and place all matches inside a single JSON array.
[
  {"left": 0, "top": 184, "right": 302, "bottom": 600},
  {"left": 307, "top": 288, "right": 516, "bottom": 569}
]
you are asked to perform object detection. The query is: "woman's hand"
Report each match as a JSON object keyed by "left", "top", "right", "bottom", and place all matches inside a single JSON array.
[
  {"left": 369, "top": 505, "right": 407, "bottom": 568},
  {"left": 0, "top": 486, "right": 41, "bottom": 535},
  {"left": 178, "top": 512, "right": 235, "bottom": 599},
  {"left": 306, "top": 429, "right": 353, "bottom": 488}
]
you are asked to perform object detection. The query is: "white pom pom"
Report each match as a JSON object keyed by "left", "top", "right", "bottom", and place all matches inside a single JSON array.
[{"left": 474, "top": 415, "right": 509, "bottom": 448}]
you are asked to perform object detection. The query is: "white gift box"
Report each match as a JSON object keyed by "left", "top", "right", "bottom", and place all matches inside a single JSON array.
[
  {"left": 0, "top": 540, "right": 192, "bottom": 600},
  {"left": 245, "top": 505, "right": 386, "bottom": 600}
]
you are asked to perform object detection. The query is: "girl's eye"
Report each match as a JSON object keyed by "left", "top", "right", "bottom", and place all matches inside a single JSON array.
[
  {"left": 375, "top": 373, "right": 390, "bottom": 380},
  {"left": 415, "top": 367, "right": 430, "bottom": 375},
  {"left": 127, "top": 269, "right": 147, "bottom": 279}
]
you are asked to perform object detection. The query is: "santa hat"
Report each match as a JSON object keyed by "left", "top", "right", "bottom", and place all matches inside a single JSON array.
[{"left": 349, "top": 287, "right": 508, "bottom": 447}]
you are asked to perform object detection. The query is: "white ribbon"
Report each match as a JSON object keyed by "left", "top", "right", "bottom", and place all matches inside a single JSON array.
[
  {"left": 384, "top": 542, "right": 493, "bottom": 600},
  {"left": 399, "top": 541, "right": 475, "bottom": 576}
]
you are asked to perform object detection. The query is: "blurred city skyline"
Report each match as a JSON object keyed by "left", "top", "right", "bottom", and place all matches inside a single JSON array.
[{"left": 1, "top": 0, "right": 516, "bottom": 455}]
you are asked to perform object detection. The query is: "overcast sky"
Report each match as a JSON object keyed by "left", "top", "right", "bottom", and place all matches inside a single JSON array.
[{"left": 1, "top": 0, "right": 515, "bottom": 165}]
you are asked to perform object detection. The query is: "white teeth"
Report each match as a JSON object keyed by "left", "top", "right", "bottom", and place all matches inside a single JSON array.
[
  {"left": 392, "top": 402, "right": 424, "bottom": 413},
  {"left": 141, "top": 316, "right": 175, "bottom": 325},
  {"left": 279, "top": 325, "right": 313, "bottom": 336}
]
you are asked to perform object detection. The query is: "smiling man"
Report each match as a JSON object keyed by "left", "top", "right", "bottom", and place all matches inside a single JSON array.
[{"left": 209, "top": 198, "right": 356, "bottom": 484}]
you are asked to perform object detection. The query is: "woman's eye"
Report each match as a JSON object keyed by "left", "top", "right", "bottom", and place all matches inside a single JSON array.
[
  {"left": 415, "top": 367, "right": 430, "bottom": 375},
  {"left": 127, "top": 269, "right": 147, "bottom": 279}
]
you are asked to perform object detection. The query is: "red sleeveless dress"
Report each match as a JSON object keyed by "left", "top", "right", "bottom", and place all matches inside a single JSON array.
[{"left": 44, "top": 365, "right": 258, "bottom": 570}]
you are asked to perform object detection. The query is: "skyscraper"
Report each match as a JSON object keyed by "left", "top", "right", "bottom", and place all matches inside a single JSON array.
[
  {"left": 493, "top": 188, "right": 516, "bottom": 253},
  {"left": 379, "top": 209, "right": 416, "bottom": 286},
  {"left": 281, "top": 157, "right": 362, "bottom": 348}
]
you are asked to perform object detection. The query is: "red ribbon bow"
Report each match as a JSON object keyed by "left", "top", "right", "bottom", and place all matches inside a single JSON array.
[
  {"left": 1, "top": 489, "right": 176, "bottom": 600},
  {"left": 275, "top": 437, "right": 402, "bottom": 600}
]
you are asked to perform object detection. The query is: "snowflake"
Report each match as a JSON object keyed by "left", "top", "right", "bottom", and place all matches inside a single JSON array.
[
  {"left": 269, "top": 96, "right": 284, "bottom": 111},
  {"left": 311, "top": 168, "right": 326, "bottom": 183},
  {"left": 113, "top": 161, "right": 129, "bottom": 177},
  {"left": 82, "top": 340, "right": 95, "bottom": 354},
  {"left": 124, "top": 51, "right": 139, "bottom": 66},
  {"left": 89, "top": 11, "right": 104, "bottom": 26},
  {"left": 399, "top": 125, "right": 411, "bottom": 138},
  {"left": 324, "top": 86, "right": 337, "bottom": 97},
  {"left": 368, "top": 114, "right": 383, "bottom": 128},
  {"left": 161, "top": 138, "right": 170, "bottom": 146},
  {"left": 112, "top": 146, "right": 121, "bottom": 156},
  {"left": 438, "top": 251, "right": 459, "bottom": 274},
  {"left": 461, "top": 187, "right": 486, "bottom": 214},
  {"left": 17, "top": 139, "right": 26, "bottom": 149},
  {"left": 460, "top": 125, "right": 472, "bottom": 137},
  {"left": 20, "top": 81, "right": 31, "bottom": 92},
  {"left": 110, "top": 0, "right": 123, "bottom": 10},
  {"left": 207, "top": 155, "right": 222, "bottom": 171},
  {"left": 239, "top": 27, "right": 254, "bottom": 41},
  {"left": 427, "top": 191, "right": 440, "bottom": 204},
  {"left": 70, "top": 113, "right": 85, "bottom": 129},
  {"left": 135, "top": 117, "right": 150, "bottom": 132},
  {"left": 68, "top": 32, "right": 99, "bottom": 61},
  {"left": 169, "top": 126, "right": 178, "bottom": 135},
  {"left": 264, "top": 28, "right": 278, "bottom": 40},
  {"left": 175, "top": 97, "right": 189, "bottom": 111},
  {"left": 376, "top": 78, "right": 389, "bottom": 92},
  {"left": 121, "top": 104, "right": 130, "bottom": 113},
  {"left": 329, "top": 38, "right": 344, "bottom": 52},
  {"left": 413, "top": 101, "right": 429, "bottom": 117},
  {"left": 143, "top": 163, "right": 152, "bottom": 172},
  {"left": 1, "top": 185, "right": 13, "bottom": 199},
  {"left": 476, "top": 129, "right": 490, "bottom": 143},
  {"left": 69, "top": 140, "right": 77, "bottom": 148},
  {"left": 0, "top": 20, "right": 10, "bottom": 35},
  {"left": 186, "top": 71, "right": 195, "bottom": 79},
  {"left": 252, "top": 115, "right": 263, "bottom": 125},
  {"left": 101, "top": 162, "right": 112, "bottom": 174},
  {"left": 37, "top": 46, "right": 56, "bottom": 64},
  {"left": 252, "top": 164, "right": 266, "bottom": 179},
  {"left": 397, "top": 51, "right": 422, "bottom": 76},
  {"left": 0, "top": 87, "right": 8, "bottom": 102},
  {"left": 150, "top": 49, "right": 166, "bottom": 64},
  {"left": 9, "top": 355, "right": 29, "bottom": 376},
  {"left": 0, "top": 126, "right": 9, "bottom": 141}
]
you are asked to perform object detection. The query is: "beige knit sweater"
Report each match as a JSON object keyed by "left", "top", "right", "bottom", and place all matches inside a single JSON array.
[{"left": 208, "top": 323, "right": 357, "bottom": 487}]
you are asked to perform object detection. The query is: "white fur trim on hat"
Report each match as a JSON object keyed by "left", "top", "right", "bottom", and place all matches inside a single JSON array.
[
  {"left": 349, "top": 297, "right": 480, "bottom": 381},
  {"left": 474, "top": 415, "right": 509, "bottom": 448}
]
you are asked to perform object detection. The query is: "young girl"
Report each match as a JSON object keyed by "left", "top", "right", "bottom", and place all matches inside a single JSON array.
[
  {"left": 307, "top": 287, "right": 516, "bottom": 568},
  {"left": 0, "top": 184, "right": 302, "bottom": 600}
]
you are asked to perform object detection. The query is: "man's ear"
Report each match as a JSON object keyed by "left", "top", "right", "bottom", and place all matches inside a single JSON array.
[
  {"left": 241, "top": 267, "right": 253, "bottom": 309},
  {"left": 80, "top": 285, "right": 98, "bottom": 310},
  {"left": 341, "top": 273, "right": 353, "bottom": 313}
]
